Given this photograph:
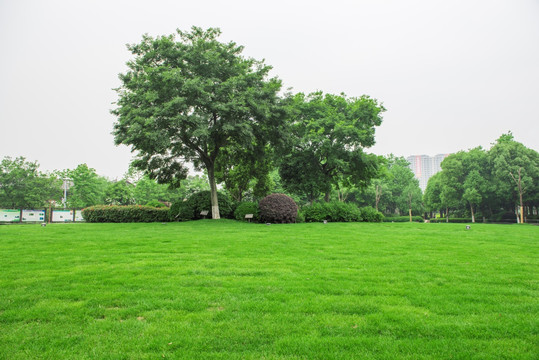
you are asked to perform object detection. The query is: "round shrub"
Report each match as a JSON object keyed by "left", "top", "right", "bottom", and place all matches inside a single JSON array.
[
  {"left": 169, "top": 200, "right": 193, "bottom": 221},
  {"left": 259, "top": 193, "right": 298, "bottom": 224},
  {"left": 358, "top": 206, "right": 384, "bottom": 222},
  {"left": 234, "top": 202, "right": 259, "bottom": 221}
]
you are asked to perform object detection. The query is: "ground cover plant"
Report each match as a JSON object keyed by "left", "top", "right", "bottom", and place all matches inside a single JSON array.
[{"left": 0, "top": 221, "right": 537, "bottom": 359}]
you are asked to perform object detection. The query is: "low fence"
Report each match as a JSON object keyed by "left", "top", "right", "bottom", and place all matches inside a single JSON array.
[{"left": 0, "top": 209, "right": 85, "bottom": 223}]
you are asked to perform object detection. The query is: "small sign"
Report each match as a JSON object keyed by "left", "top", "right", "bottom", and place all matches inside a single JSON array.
[
  {"left": 200, "top": 210, "right": 209, "bottom": 216},
  {"left": 245, "top": 214, "right": 253, "bottom": 219}
]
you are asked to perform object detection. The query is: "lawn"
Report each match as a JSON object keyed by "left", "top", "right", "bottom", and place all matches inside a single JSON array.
[{"left": 0, "top": 221, "right": 537, "bottom": 359}]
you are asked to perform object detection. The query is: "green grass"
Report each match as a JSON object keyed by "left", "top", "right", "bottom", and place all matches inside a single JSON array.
[{"left": 0, "top": 221, "right": 537, "bottom": 359}]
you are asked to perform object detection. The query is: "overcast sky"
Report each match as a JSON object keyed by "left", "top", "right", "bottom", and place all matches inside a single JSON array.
[{"left": 1, "top": 0, "right": 538, "bottom": 179}]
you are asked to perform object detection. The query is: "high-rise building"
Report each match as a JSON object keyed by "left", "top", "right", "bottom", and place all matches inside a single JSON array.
[{"left": 406, "top": 154, "right": 449, "bottom": 192}]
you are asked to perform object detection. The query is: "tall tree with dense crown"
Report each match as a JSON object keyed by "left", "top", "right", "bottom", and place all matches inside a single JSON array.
[
  {"left": 112, "top": 27, "right": 284, "bottom": 219},
  {"left": 279, "top": 92, "right": 385, "bottom": 202}
]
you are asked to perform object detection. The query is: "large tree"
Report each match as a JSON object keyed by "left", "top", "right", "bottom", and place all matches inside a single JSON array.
[
  {"left": 113, "top": 27, "right": 284, "bottom": 219},
  {"left": 279, "top": 92, "right": 385, "bottom": 202}
]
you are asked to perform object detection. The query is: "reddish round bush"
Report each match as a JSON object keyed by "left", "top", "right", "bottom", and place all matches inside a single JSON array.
[{"left": 259, "top": 193, "right": 298, "bottom": 224}]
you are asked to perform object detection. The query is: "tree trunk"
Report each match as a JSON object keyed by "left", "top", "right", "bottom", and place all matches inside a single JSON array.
[
  {"left": 206, "top": 164, "right": 220, "bottom": 220},
  {"left": 324, "top": 192, "right": 330, "bottom": 202},
  {"left": 409, "top": 208, "right": 412, "bottom": 222},
  {"left": 446, "top": 207, "right": 449, "bottom": 223},
  {"left": 470, "top": 203, "right": 475, "bottom": 223}
]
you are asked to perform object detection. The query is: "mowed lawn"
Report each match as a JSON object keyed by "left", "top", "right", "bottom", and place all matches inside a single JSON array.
[{"left": 0, "top": 221, "right": 537, "bottom": 359}]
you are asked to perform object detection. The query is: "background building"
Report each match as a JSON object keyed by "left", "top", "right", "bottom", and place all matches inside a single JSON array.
[{"left": 406, "top": 154, "right": 449, "bottom": 192}]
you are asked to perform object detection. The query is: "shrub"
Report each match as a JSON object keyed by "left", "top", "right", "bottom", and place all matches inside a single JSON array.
[
  {"left": 169, "top": 191, "right": 234, "bottom": 221},
  {"left": 429, "top": 218, "right": 473, "bottom": 223},
  {"left": 145, "top": 200, "right": 168, "bottom": 208},
  {"left": 358, "top": 206, "right": 384, "bottom": 222},
  {"left": 234, "top": 202, "right": 259, "bottom": 221},
  {"left": 302, "top": 202, "right": 361, "bottom": 222},
  {"left": 383, "top": 216, "right": 424, "bottom": 222},
  {"left": 169, "top": 201, "right": 193, "bottom": 221},
  {"left": 82, "top": 205, "right": 171, "bottom": 223},
  {"left": 259, "top": 193, "right": 298, "bottom": 224}
]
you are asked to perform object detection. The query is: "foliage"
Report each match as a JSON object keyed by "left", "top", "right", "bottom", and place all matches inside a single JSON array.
[
  {"left": 234, "top": 202, "right": 259, "bottom": 221},
  {"left": 168, "top": 201, "right": 193, "bottom": 221},
  {"left": 302, "top": 202, "right": 361, "bottom": 222},
  {"left": 383, "top": 216, "right": 424, "bottom": 222},
  {"left": 259, "top": 193, "right": 298, "bottom": 223},
  {"left": 145, "top": 200, "right": 168, "bottom": 208},
  {"left": 0, "top": 156, "right": 61, "bottom": 208},
  {"left": 358, "top": 155, "right": 422, "bottom": 216},
  {"left": 169, "top": 190, "right": 234, "bottom": 221},
  {"left": 104, "top": 180, "right": 135, "bottom": 205},
  {"left": 429, "top": 218, "right": 473, "bottom": 223},
  {"left": 66, "top": 164, "right": 108, "bottom": 208},
  {"left": 358, "top": 206, "right": 384, "bottom": 222},
  {"left": 423, "top": 134, "right": 538, "bottom": 222},
  {"left": 133, "top": 175, "right": 208, "bottom": 205},
  {"left": 82, "top": 205, "right": 171, "bottom": 223},
  {"left": 279, "top": 92, "right": 385, "bottom": 202},
  {"left": 112, "top": 27, "right": 285, "bottom": 219}
]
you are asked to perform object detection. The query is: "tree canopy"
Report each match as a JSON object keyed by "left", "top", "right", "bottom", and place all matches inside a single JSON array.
[
  {"left": 113, "top": 27, "right": 285, "bottom": 219},
  {"left": 279, "top": 92, "right": 385, "bottom": 202}
]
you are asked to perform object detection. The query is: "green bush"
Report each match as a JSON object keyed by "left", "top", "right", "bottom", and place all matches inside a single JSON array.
[
  {"left": 384, "top": 216, "right": 424, "bottom": 222},
  {"left": 259, "top": 193, "right": 298, "bottom": 224},
  {"left": 169, "top": 191, "right": 234, "bottom": 221},
  {"left": 358, "top": 206, "right": 384, "bottom": 222},
  {"left": 145, "top": 200, "right": 168, "bottom": 208},
  {"left": 169, "top": 201, "right": 193, "bottom": 221},
  {"left": 234, "top": 202, "right": 259, "bottom": 221},
  {"left": 302, "top": 202, "right": 361, "bottom": 222},
  {"left": 82, "top": 205, "right": 171, "bottom": 223}
]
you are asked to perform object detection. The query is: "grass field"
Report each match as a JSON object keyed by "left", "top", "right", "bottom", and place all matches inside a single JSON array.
[{"left": 0, "top": 221, "right": 537, "bottom": 359}]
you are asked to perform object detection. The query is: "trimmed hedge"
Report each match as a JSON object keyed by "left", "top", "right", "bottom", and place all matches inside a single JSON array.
[
  {"left": 82, "top": 205, "right": 171, "bottom": 223},
  {"left": 259, "top": 194, "right": 298, "bottom": 224},
  {"left": 302, "top": 203, "right": 384, "bottom": 223},
  {"left": 384, "top": 216, "right": 424, "bottom": 223},
  {"left": 429, "top": 218, "right": 473, "bottom": 223},
  {"left": 302, "top": 202, "right": 361, "bottom": 222},
  {"left": 234, "top": 202, "right": 259, "bottom": 221}
]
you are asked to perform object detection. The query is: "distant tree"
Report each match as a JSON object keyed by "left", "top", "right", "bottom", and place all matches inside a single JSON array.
[
  {"left": 0, "top": 156, "right": 61, "bottom": 209},
  {"left": 104, "top": 180, "right": 135, "bottom": 205},
  {"left": 489, "top": 133, "right": 539, "bottom": 223},
  {"left": 112, "top": 27, "right": 285, "bottom": 219},
  {"left": 423, "top": 172, "right": 443, "bottom": 217},
  {"left": 280, "top": 92, "right": 385, "bottom": 202},
  {"left": 66, "top": 164, "right": 108, "bottom": 208}
]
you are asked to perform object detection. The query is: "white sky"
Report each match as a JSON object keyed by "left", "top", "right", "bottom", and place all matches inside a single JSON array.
[{"left": 1, "top": 0, "right": 538, "bottom": 179}]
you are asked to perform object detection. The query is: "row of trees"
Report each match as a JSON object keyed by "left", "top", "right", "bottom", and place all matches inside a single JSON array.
[
  {"left": 424, "top": 133, "right": 538, "bottom": 223},
  {"left": 0, "top": 158, "right": 209, "bottom": 209},
  {"left": 0, "top": 152, "right": 424, "bottom": 217}
]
